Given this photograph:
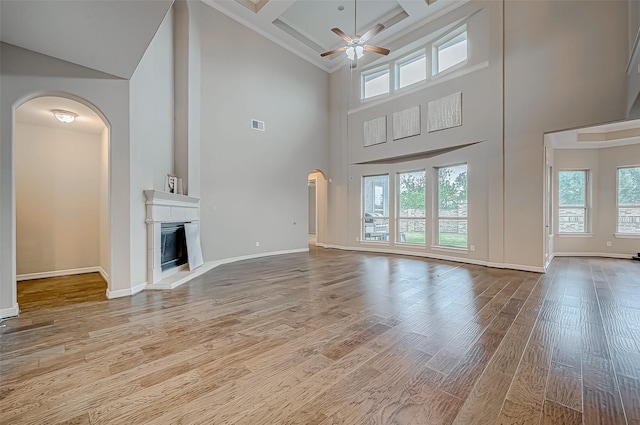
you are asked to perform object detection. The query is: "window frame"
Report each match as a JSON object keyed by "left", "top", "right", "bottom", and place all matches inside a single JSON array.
[
  {"left": 395, "top": 49, "right": 427, "bottom": 90},
  {"left": 362, "top": 174, "right": 390, "bottom": 242},
  {"left": 361, "top": 65, "right": 390, "bottom": 100},
  {"left": 557, "top": 169, "right": 590, "bottom": 235},
  {"left": 396, "top": 170, "right": 426, "bottom": 244},
  {"left": 616, "top": 165, "right": 640, "bottom": 237},
  {"left": 432, "top": 24, "right": 468, "bottom": 76},
  {"left": 435, "top": 163, "right": 468, "bottom": 249}
]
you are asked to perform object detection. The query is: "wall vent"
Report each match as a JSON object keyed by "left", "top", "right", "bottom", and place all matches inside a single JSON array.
[{"left": 251, "top": 119, "right": 265, "bottom": 131}]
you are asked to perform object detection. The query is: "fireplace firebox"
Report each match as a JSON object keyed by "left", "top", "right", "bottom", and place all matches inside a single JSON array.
[{"left": 161, "top": 222, "right": 188, "bottom": 271}]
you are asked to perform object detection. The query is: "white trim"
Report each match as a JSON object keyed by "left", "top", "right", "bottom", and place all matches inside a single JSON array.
[
  {"left": 0, "top": 304, "right": 19, "bottom": 319},
  {"left": 106, "top": 281, "right": 147, "bottom": 299},
  {"left": 349, "top": 61, "right": 489, "bottom": 114},
  {"left": 145, "top": 248, "right": 310, "bottom": 291},
  {"left": 98, "top": 267, "right": 109, "bottom": 283},
  {"left": 316, "top": 244, "right": 545, "bottom": 273},
  {"left": 17, "top": 266, "right": 103, "bottom": 282},
  {"left": 554, "top": 252, "right": 634, "bottom": 260},
  {"left": 614, "top": 233, "right": 640, "bottom": 239},
  {"left": 431, "top": 245, "right": 468, "bottom": 253},
  {"left": 557, "top": 233, "right": 594, "bottom": 238}
]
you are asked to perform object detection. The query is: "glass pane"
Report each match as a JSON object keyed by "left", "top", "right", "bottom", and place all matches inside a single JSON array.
[
  {"left": 438, "top": 164, "right": 467, "bottom": 217},
  {"left": 559, "top": 171, "right": 586, "bottom": 206},
  {"left": 558, "top": 207, "right": 585, "bottom": 233},
  {"left": 398, "top": 219, "right": 425, "bottom": 243},
  {"left": 438, "top": 219, "right": 467, "bottom": 247},
  {"left": 437, "top": 32, "right": 467, "bottom": 73},
  {"left": 618, "top": 167, "right": 640, "bottom": 205},
  {"left": 618, "top": 207, "right": 640, "bottom": 234},
  {"left": 364, "top": 218, "right": 389, "bottom": 241},
  {"left": 398, "top": 171, "right": 426, "bottom": 217},
  {"left": 398, "top": 55, "right": 426, "bottom": 88},
  {"left": 363, "top": 175, "right": 389, "bottom": 216},
  {"left": 363, "top": 71, "right": 389, "bottom": 98}
]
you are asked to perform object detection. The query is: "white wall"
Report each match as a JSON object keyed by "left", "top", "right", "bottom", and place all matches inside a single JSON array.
[
  {"left": 198, "top": 6, "right": 329, "bottom": 261},
  {"left": 0, "top": 42, "right": 132, "bottom": 316},
  {"left": 327, "top": 1, "right": 506, "bottom": 267},
  {"left": 15, "top": 122, "right": 101, "bottom": 275},
  {"left": 504, "top": 0, "right": 628, "bottom": 269},
  {"left": 554, "top": 144, "right": 640, "bottom": 257},
  {"left": 129, "top": 7, "right": 175, "bottom": 287},
  {"left": 99, "top": 127, "right": 110, "bottom": 280}
]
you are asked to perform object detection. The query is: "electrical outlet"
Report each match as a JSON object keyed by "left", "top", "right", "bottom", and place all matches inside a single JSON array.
[
  {"left": 470, "top": 244, "right": 475, "bottom": 252},
  {"left": 255, "top": 241, "right": 260, "bottom": 247},
  {"left": 606, "top": 241, "right": 612, "bottom": 247}
]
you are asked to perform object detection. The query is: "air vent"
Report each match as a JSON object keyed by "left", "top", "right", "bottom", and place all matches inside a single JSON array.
[{"left": 251, "top": 119, "right": 265, "bottom": 131}]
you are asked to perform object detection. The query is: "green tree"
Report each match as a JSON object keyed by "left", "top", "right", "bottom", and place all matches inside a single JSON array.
[
  {"left": 559, "top": 171, "right": 586, "bottom": 206},
  {"left": 619, "top": 167, "right": 640, "bottom": 205},
  {"left": 438, "top": 168, "right": 467, "bottom": 211},
  {"left": 399, "top": 173, "right": 425, "bottom": 210}
]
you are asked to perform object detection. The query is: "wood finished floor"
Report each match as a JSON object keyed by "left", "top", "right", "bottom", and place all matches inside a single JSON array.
[{"left": 1, "top": 249, "right": 639, "bottom": 424}]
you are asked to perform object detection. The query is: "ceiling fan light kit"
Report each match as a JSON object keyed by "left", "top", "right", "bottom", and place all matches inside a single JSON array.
[{"left": 320, "top": 0, "right": 391, "bottom": 68}]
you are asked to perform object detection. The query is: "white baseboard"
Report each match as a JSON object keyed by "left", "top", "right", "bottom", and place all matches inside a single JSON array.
[
  {"left": 0, "top": 304, "right": 19, "bottom": 320},
  {"left": 98, "top": 267, "right": 110, "bottom": 284},
  {"left": 317, "top": 243, "right": 546, "bottom": 273},
  {"left": 17, "top": 266, "right": 103, "bottom": 282},
  {"left": 106, "top": 281, "right": 147, "bottom": 299},
  {"left": 553, "top": 252, "right": 634, "bottom": 260},
  {"left": 146, "top": 248, "right": 310, "bottom": 291}
]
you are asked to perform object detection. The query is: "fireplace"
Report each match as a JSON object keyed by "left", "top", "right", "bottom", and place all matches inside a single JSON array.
[
  {"left": 144, "top": 190, "right": 200, "bottom": 286},
  {"left": 161, "top": 223, "right": 188, "bottom": 271}
]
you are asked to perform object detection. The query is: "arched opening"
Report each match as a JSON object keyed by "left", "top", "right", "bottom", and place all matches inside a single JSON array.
[
  {"left": 14, "top": 95, "right": 110, "bottom": 311},
  {"left": 307, "top": 169, "right": 327, "bottom": 247}
]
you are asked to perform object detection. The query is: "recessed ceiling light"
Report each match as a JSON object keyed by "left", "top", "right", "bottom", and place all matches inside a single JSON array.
[
  {"left": 338, "top": 5, "right": 344, "bottom": 11},
  {"left": 52, "top": 110, "right": 78, "bottom": 123}
]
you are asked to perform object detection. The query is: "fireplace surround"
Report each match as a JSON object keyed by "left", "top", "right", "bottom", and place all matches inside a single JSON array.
[{"left": 144, "top": 190, "right": 200, "bottom": 287}]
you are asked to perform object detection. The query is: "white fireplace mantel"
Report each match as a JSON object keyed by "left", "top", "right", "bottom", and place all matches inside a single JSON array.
[{"left": 144, "top": 190, "right": 201, "bottom": 288}]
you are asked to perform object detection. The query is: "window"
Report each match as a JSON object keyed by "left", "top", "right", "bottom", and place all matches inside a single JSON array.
[
  {"left": 437, "top": 164, "right": 467, "bottom": 247},
  {"left": 433, "top": 26, "right": 467, "bottom": 74},
  {"left": 558, "top": 170, "right": 589, "bottom": 233},
  {"left": 398, "top": 171, "right": 426, "bottom": 244},
  {"left": 362, "top": 67, "right": 389, "bottom": 99},
  {"left": 617, "top": 166, "right": 640, "bottom": 235},
  {"left": 396, "top": 50, "right": 426, "bottom": 89},
  {"left": 363, "top": 175, "right": 389, "bottom": 241}
]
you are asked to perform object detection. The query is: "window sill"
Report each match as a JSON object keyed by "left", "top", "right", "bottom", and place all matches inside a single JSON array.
[
  {"left": 614, "top": 233, "right": 640, "bottom": 239},
  {"left": 558, "top": 233, "right": 594, "bottom": 238},
  {"left": 431, "top": 245, "right": 468, "bottom": 253},
  {"left": 396, "top": 242, "right": 426, "bottom": 247}
]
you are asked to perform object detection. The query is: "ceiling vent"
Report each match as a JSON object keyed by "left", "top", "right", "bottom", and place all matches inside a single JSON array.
[{"left": 251, "top": 119, "right": 265, "bottom": 131}]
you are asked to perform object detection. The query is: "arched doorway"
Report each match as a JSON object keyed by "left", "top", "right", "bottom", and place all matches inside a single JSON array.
[
  {"left": 307, "top": 170, "right": 327, "bottom": 247},
  {"left": 14, "top": 95, "right": 111, "bottom": 310}
]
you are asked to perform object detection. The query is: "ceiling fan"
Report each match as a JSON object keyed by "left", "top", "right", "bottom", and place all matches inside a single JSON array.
[{"left": 320, "top": 0, "right": 391, "bottom": 68}]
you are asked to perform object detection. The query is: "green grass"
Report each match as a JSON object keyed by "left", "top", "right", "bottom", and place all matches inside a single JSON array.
[
  {"left": 403, "top": 232, "right": 426, "bottom": 243},
  {"left": 438, "top": 233, "right": 467, "bottom": 247}
]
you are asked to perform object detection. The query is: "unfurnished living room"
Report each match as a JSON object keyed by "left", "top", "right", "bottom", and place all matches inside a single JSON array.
[{"left": 1, "top": 0, "right": 639, "bottom": 424}]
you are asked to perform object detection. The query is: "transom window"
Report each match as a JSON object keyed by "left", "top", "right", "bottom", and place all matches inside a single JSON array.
[
  {"left": 433, "top": 25, "right": 467, "bottom": 75},
  {"left": 436, "top": 164, "right": 468, "bottom": 247},
  {"left": 396, "top": 50, "right": 427, "bottom": 89},
  {"left": 617, "top": 166, "right": 640, "bottom": 234},
  {"left": 363, "top": 175, "right": 389, "bottom": 241},
  {"left": 558, "top": 170, "right": 589, "bottom": 233},
  {"left": 397, "top": 170, "right": 426, "bottom": 244},
  {"left": 362, "top": 67, "right": 389, "bottom": 99}
]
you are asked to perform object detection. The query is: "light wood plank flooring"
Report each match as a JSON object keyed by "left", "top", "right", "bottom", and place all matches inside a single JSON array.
[{"left": 1, "top": 249, "right": 639, "bottom": 424}]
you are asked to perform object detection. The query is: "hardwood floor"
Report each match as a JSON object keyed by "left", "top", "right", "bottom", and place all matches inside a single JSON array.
[{"left": 1, "top": 249, "right": 639, "bottom": 424}]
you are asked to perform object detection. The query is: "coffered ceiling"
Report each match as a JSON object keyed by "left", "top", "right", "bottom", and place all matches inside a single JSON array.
[{"left": 203, "top": 0, "right": 465, "bottom": 72}]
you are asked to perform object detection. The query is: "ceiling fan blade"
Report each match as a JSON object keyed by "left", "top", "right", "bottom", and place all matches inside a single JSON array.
[
  {"left": 331, "top": 27, "right": 352, "bottom": 43},
  {"left": 360, "top": 23, "right": 385, "bottom": 43},
  {"left": 321, "top": 46, "right": 347, "bottom": 57},
  {"left": 364, "top": 45, "right": 391, "bottom": 56}
]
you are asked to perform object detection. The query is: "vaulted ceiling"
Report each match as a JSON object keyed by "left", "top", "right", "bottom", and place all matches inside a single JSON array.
[
  {"left": 0, "top": 0, "right": 463, "bottom": 77},
  {"left": 0, "top": 0, "right": 173, "bottom": 79}
]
